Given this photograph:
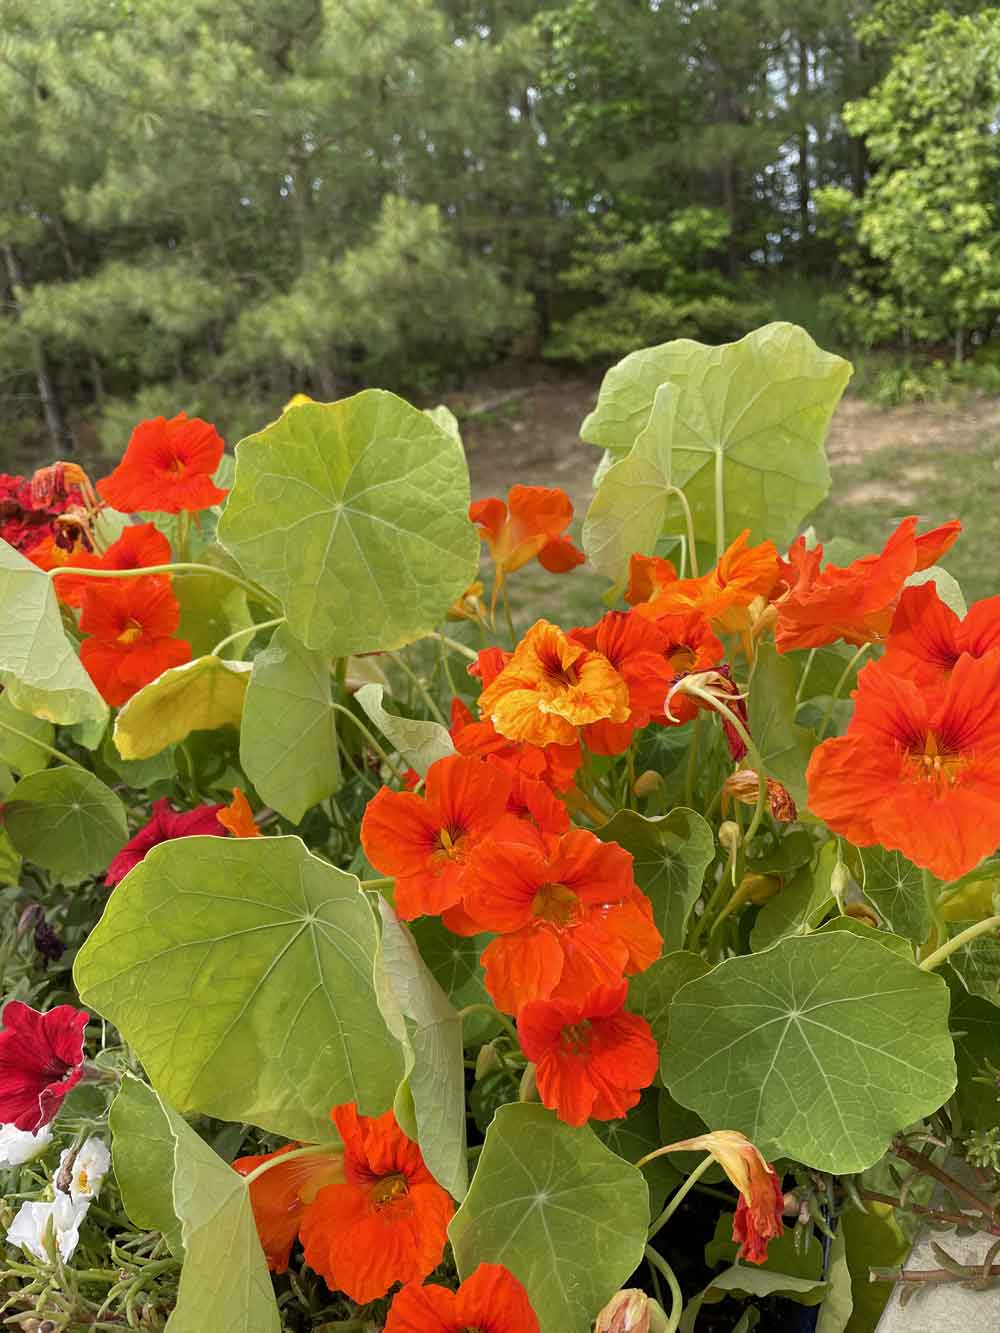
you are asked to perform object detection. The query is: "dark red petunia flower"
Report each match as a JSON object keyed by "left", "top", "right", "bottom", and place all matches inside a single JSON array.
[
  {"left": 105, "top": 798, "right": 226, "bottom": 886},
  {"left": 97, "top": 413, "right": 228, "bottom": 514},
  {"left": 0, "top": 1001, "right": 89, "bottom": 1132}
]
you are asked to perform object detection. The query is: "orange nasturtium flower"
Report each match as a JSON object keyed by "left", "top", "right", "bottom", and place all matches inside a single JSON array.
[
  {"left": 42, "top": 521, "right": 173, "bottom": 608},
  {"left": 774, "top": 515, "right": 962, "bottom": 653},
  {"left": 449, "top": 697, "right": 582, "bottom": 793},
  {"left": 361, "top": 754, "right": 517, "bottom": 919},
  {"left": 518, "top": 981, "right": 659, "bottom": 1126},
  {"left": 625, "top": 553, "right": 678, "bottom": 606},
  {"left": 569, "top": 612, "right": 673, "bottom": 755},
  {"left": 233, "top": 1143, "right": 345, "bottom": 1272},
  {"left": 477, "top": 619, "right": 630, "bottom": 748},
  {"left": 633, "top": 531, "right": 780, "bottom": 634},
  {"left": 385, "top": 1264, "right": 540, "bottom": 1333},
  {"left": 79, "top": 577, "right": 190, "bottom": 707},
  {"left": 646, "top": 609, "right": 725, "bottom": 726},
  {"left": 807, "top": 651, "right": 1000, "bottom": 882},
  {"left": 654, "top": 1130, "right": 784, "bottom": 1264},
  {"left": 218, "top": 788, "right": 262, "bottom": 837},
  {"left": 297, "top": 1103, "right": 454, "bottom": 1304},
  {"left": 97, "top": 413, "right": 228, "bottom": 514},
  {"left": 881, "top": 583, "right": 1000, "bottom": 687},
  {"left": 470, "top": 485, "right": 584, "bottom": 599},
  {"left": 464, "top": 827, "right": 662, "bottom": 1014}
]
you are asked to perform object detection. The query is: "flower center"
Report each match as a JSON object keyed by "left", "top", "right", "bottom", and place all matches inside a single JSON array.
[
  {"left": 166, "top": 454, "right": 186, "bottom": 476},
  {"left": 531, "top": 882, "right": 580, "bottom": 927},
  {"left": 370, "top": 1173, "right": 409, "bottom": 1209},
  {"left": 909, "top": 731, "right": 965, "bottom": 786},
  {"left": 436, "top": 824, "right": 465, "bottom": 858},
  {"left": 117, "top": 618, "right": 143, "bottom": 645},
  {"left": 668, "top": 644, "right": 697, "bottom": 673},
  {"left": 559, "top": 1020, "right": 593, "bottom": 1055},
  {"left": 539, "top": 646, "right": 579, "bottom": 688},
  {"left": 77, "top": 1168, "right": 89, "bottom": 1193}
]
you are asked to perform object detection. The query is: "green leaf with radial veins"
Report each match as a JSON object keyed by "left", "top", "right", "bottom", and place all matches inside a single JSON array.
[
  {"left": 947, "top": 968, "right": 1000, "bottom": 1130},
  {"left": 628, "top": 949, "right": 710, "bottom": 1053},
  {"left": 665, "top": 932, "right": 956, "bottom": 1173},
  {"left": 355, "top": 682, "right": 455, "bottom": 776},
  {"left": 0, "top": 690, "right": 54, "bottom": 776},
  {"left": 74, "top": 835, "right": 403, "bottom": 1140},
  {"left": 0, "top": 540, "right": 107, "bottom": 725},
  {"left": 859, "top": 847, "right": 932, "bottom": 946},
  {"left": 580, "top": 323, "right": 851, "bottom": 552},
  {"left": 109, "top": 1077, "right": 184, "bottom": 1258},
  {"left": 373, "top": 899, "right": 467, "bottom": 1199},
  {"left": 449, "top": 1103, "right": 649, "bottom": 1333},
  {"left": 597, "top": 807, "right": 714, "bottom": 949},
  {"left": 217, "top": 392, "right": 479, "bottom": 656},
  {"left": 240, "top": 625, "right": 340, "bottom": 823},
  {"left": 5, "top": 767, "right": 127, "bottom": 879}
]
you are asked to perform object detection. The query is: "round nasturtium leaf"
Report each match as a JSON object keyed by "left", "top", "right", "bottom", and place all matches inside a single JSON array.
[
  {"left": 665, "top": 932, "right": 956, "bottom": 1174},
  {"left": 217, "top": 391, "right": 480, "bottom": 656},
  {"left": 113, "top": 655, "right": 251, "bottom": 760},
  {"left": 5, "top": 767, "right": 127, "bottom": 880},
  {"left": 449, "top": 1103, "right": 649, "bottom": 1333},
  {"left": 74, "top": 835, "right": 404, "bottom": 1140}
]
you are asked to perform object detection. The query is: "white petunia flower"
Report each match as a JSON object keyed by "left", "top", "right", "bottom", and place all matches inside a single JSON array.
[
  {"left": 6, "top": 1193, "right": 90, "bottom": 1262},
  {"left": 58, "top": 1136, "right": 111, "bottom": 1203},
  {"left": 0, "top": 1123, "right": 53, "bottom": 1167}
]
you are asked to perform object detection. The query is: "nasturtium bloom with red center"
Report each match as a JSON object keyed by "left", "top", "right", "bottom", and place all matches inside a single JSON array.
[
  {"left": 97, "top": 413, "right": 228, "bottom": 514},
  {"left": 384, "top": 1263, "right": 540, "bottom": 1333},
  {"left": 807, "top": 650, "right": 1000, "bottom": 882},
  {"left": 233, "top": 1143, "right": 345, "bottom": 1273},
  {"left": 78, "top": 576, "right": 191, "bottom": 707},
  {"left": 0, "top": 1001, "right": 89, "bottom": 1132},
  {"left": 882, "top": 583, "right": 1000, "bottom": 687},
  {"left": 297, "top": 1103, "right": 454, "bottom": 1305},
  {"left": 477, "top": 619, "right": 630, "bottom": 748},
  {"left": 463, "top": 827, "right": 661, "bottom": 1013},
  {"left": 361, "top": 754, "right": 516, "bottom": 919},
  {"left": 569, "top": 611, "right": 673, "bottom": 755},
  {"left": 774, "top": 515, "right": 962, "bottom": 652},
  {"left": 470, "top": 485, "right": 585, "bottom": 598},
  {"left": 518, "top": 982, "right": 659, "bottom": 1126}
]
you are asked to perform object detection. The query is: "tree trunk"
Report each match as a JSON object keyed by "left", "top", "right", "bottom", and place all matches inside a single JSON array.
[
  {"left": 3, "top": 244, "right": 67, "bottom": 453},
  {"left": 797, "top": 38, "right": 810, "bottom": 260},
  {"left": 52, "top": 218, "right": 105, "bottom": 409}
]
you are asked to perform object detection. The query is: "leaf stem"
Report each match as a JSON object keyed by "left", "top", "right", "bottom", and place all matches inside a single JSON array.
[
  {"left": 240, "top": 1142, "right": 339, "bottom": 1189},
  {"left": 680, "top": 683, "right": 768, "bottom": 843},
  {"left": 0, "top": 717, "right": 86, "bottom": 770},
  {"left": 918, "top": 915, "right": 1000, "bottom": 972},
  {"left": 794, "top": 648, "right": 817, "bottom": 706},
  {"left": 329, "top": 703, "right": 406, "bottom": 784},
  {"left": 643, "top": 1153, "right": 716, "bottom": 1240},
  {"left": 644, "top": 1244, "right": 684, "bottom": 1333},
  {"left": 457, "top": 1003, "right": 520, "bottom": 1049},
  {"left": 713, "top": 447, "right": 726, "bottom": 561},
  {"left": 684, "top": 713, "right": 701, "bottom": 808},
  {"left": 665, "top": 485, "right": 699, "bottom": 578},
  {"left": 427, "top": 631, "right": 478, "bottom": 662},
  {"left": 48, "top": 561, "right": 283, "bottom": 614},
  {"left": 210, "top": 617, "right": 285, "bottom": 658},
  {"left": 817, "top": 643, "right": 870, "bottom": 740},
  {"left": 386, "top": 651, "right": 447, "bottom": 726}
]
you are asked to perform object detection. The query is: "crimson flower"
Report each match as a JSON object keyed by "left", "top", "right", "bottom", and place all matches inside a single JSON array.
[
  {"left": 0, "top": 1001, "right": 89, "bottom": 1132},
  {"left": 97, "top": 413, "right": 228, "bottom": 514},
  {"left": 105, "top": 798, "right": 226, "bottom": 886}
]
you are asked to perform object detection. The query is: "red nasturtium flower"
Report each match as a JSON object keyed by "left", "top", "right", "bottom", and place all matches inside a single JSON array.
[
  {"left": 0, "top": 470, "right": 85, "bottom": 555},
  {"left": 518, "top": 982, "right": 659, "bottom": 1126},
  {"left": 79, "top": 576, "right": 191, "bottom": 706},
  {"left": 470, "top": 485, "right": 584, "bottom": 602},
  {"left": 97, "top": 413, "right": 228, "bottom": 514},
  {"left": 384, "top": 1264, "right": 540, "bottom": 1333},
  {"left": 233, "top": 1143, "right": 345, "bottom": 1272},
  {"left": 361, "top": 754, "right": 517, "bottom": 919},
  {"left": 569, "top": 612, "right": 673, "bottom": 754},
  {"left": 881, "top": 583, "right": 1000, "bottom": 687},
  {"left": 774, "top": 515, "right": 962, "bottom": 653},
  {"left": 105, "top": 798, "right": 226, "bottom": 886},
  {"left": 807, "top": 651, "right": 1000, "bottom": 882},
  {"left": 656, "top": 1130, "right": 784, "bottom": 1264},
  {"left": 464, "top": 828, "right": 662, "bottom": 1014},
  {"left": 0, "top": 1001, "right": 89, "bottom": 1132},
  {"left": 42, "top": 521, "right": 173, "bottom": 608},
  {"left": 217, "top": 788, "right": 262, "bottom": 838},
  {"left": 477, "top": 620, "right": 630, "bottom": 748},
  {"left": 297, "top": 1103, "right": 454, "bottom": 1304}
]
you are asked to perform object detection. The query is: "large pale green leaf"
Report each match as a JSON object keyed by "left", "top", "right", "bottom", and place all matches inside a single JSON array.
[
  {"left": 665, "top": 932, "right": 956, "bottom": 1172},
  {"left": 749, "top": 643, "right": 816, "bottom": 809},
  {"left": 0, "top": 540, "right": 107, "bottom": 725},
  {"left": 580, "top": 323, "right": 852, "bottom": 553},
  {"left": 109, "top": 1077, "right": 184, "bottom": 1257},
  {"left": 355, "top": 682, "right": 455, "bottom": 775},
  {"left": 374, "top": 900, "right": 467, "bottom": 1199},
  {"left": 160, "top": 1092, "right": 279, "bottom": 1333},
  {"left": 0, "top": 831, "right": 21, "bottom": 886},
  {"left": 815, "top": 917, "right": 913, "bottom": 961},
  {"left": 5, "top": 767, "right": 127, "bottom": 879},
  {"left": 240, "top": 625, "right": 340, "bottom": 823},
  {"left": 597, "top": 807, "right": 714, "bottom": 949},
  {"left": 0, "top": 690, "right": 53, "bottom": 776},
  {"left": 449, "top": 1103, "right": 649, "bottom": 1333},
  {"left": 114, "top": 656, "right": 251, "bottom": 760},
  {"left": 74, "top": 835, "right": 403, "bottom": 1139},
  {"left": 409, "top": 915, "right": 493, "bottom": 1045},
  {"left": 859, "top": 847, "right": 932, "bottom": 946},
  {"left": 217, "top": 392, "right": 479, "bottom": 656},
  {"left": 174, "top": 570, "right": 253, "bottom": 660},
  {"left": 628, "top": 949, "right": 710, "bottom": 1050}
]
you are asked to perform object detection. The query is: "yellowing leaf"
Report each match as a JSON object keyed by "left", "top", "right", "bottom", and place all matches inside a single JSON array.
[
  {"left": 114, "top": 656, "right": 251, "bottom": 760},
  {"left": 355, "top": 682, "right": 455, "bottom": 775}
]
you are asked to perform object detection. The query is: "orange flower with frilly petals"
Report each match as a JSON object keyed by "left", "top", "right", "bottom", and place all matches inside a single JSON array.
[
  {"left": 385, "top": 1264, "right": 540, "bottom": 1333},
  {"left": 298, "top": 1103, "right": 454, "bottom": 1304},
  {"left": 477, "top": 620, "right": 630, "bottom": 748},
  {"left": 97, "top": 413, "right": 228, "bottom": 514},
  {"left": 42, "top": 522, "right": 173, "bottom": 608},
  {"left": 361, "top": 755, "right": 516, "bottom": 919},
  {"left": 518, "top": 982, "right": 659, "bottom": 1126},
  {"left": 449, "top": 697, "right": 582, "bottom": 793},
  {"left": 806, "top": 651, "right": 1000, "bottom": 882},
  {"left": 635, "top": 531, "right": 779, "bottom": 634},
  {"left": 470, "top": 486, "right": 584, "bottom": 604},
  {"left": 882, "top": 583, "right": 1000, "bottom": 687},
  {"left": 648, "top": 610, "right": 725, "bottom": 726},
  {"left": 233, "top": 1144, "right": 344, "bottom": 1272},
  {"left": 569, "top": 612, "right": 673, "bottom": 755},
  {"left": 774, "top": 516, "right": 961, "bottom": 653},
  {"left": 463, "top": 827, "right": 661, "bottom": 1013},
  {"left": 625, "top": 553, "right": 678, "bottom": 606},
  {"left": 218, "top": 788, "right": 262, "bottom": 837},
  {"left": 505, "top": 770, "right": 570, "bottom": 835},
  {"left": 79, "top": 577, "right": 190, "bottom": 707}
]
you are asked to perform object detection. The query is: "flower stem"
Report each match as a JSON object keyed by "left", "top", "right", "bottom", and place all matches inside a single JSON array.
[
  {"left": 457, "top": 1002, "right": 520, "bottom": 1049},
  {"left": 386, "top": 650, "right": 447, "bottom": 726},
  {"left": 644, "top": 1244, "right": 684, "bottom": 1333},
  {"left": 329, "top": 702, "right": 406, "bottom": 785},
  {"left": 919, "top": 867, "right": 944, "bottom": 959},
  {"left": 0, "top": 718, "right": 86, "bottom": 770},
  {"left": 680, "top": 683, "right": 768, "bottom": 843},
  {"left": 427, "top": 630, "right": 478, "bottom": 662},
  {"left": 817, "top": 643, "right": 870, "bottom": 740},
  {"left": 919, "top": 915, "right": 1000, "bottom": 972},
  {"left": 684, "top": 713, "right": 702, "bottom": 808},
  {"left": 713, "top": 447, "right": 726, "bottom": 562},
  {"left": 240, "top": 1142, "right": 337, "bottom": 1189},
  {"left": 210, "top": 617, "right": 285, "bottom": 658},
  {"left": 48, "top": 561, "right": 283, "bottom": 614},
  {"left": 643, "top": 1153, "right": 716, "bottom": 1241}
]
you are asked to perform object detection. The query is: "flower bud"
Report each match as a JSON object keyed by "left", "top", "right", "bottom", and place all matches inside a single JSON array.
[
  {"left": 595, "top": 1288, "right": 651, "bottom": 1333},
  {"left": 518, "top": 1062, "right": 538, "bottom": 1103},
  {"left": 475, "top": 1042, "right": 503, "bottom": 1080},
  {"left": 718, "top": 820, "right": 741, "bottom": 855},
  {"left": 742, "top": 873, "right": 781, "bottom": 905},
  {"left": 844, "top": 901, "right": 880, "bottom": 929},
  {"left": 632, "top": 769, "right": 662, "bottom": 799}
]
